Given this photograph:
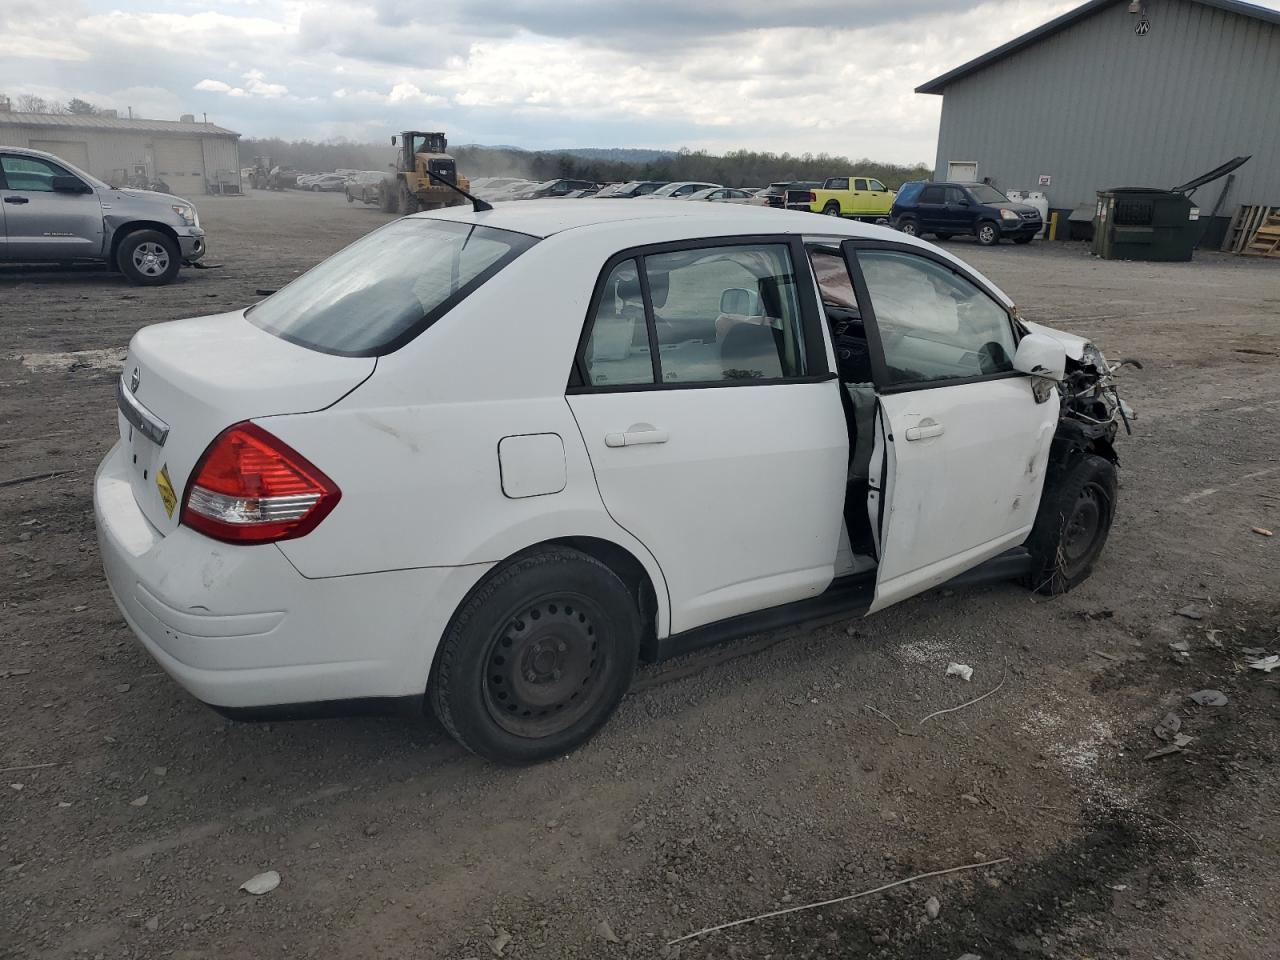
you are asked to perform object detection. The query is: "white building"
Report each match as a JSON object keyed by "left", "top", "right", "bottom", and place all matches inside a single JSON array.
[{"left": 0, "top": 107, "right": 241, "bottom": 197}]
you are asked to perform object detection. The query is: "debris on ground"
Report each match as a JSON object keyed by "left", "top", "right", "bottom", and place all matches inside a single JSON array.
[
  {"left": 945, "top": 663, "right": 974, "bottom": 682},
  {"left": 1169, "top": 639, "right": 1191, "bottom": 657},
  {"left": 596, "top": 918, "right": 621, "bottom": 943},
  {"left": 925, "top": 895, "right": 942, "bottom": 920},
  {"left": 1251, "top": 527, "right": 1273, "bottom": 537},
  {"left": 1247, "top": 655, "right": 1280, "bottom": 672},
  {"left": 239, "top": 870, "right": 281, "bottom": 896},
  {"left": 1153, "top": 712, "right": 1182, "bottom": 741},
  {"left": 1188, "top": 689, "right": 1229, "bottom": 706},
  {"left": 129, "top": 794, "right": 148, "bottom": 807},
  {"left": 1175, "top": 605, "right": 1204, "bottom": 620},
  {"left": 489, "top": 928, "right": 512, "bottom": 956},
  {"left": 1144, "top": 744, "right": 1184, "bottom": 761}
]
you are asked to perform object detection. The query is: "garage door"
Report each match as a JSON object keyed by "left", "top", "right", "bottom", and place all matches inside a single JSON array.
[
  {"left": 29, "top": 140, "right": 91, "bottom": 174},
  {"left": 153, "top": 138, "right": 206, "bottom": 197}
]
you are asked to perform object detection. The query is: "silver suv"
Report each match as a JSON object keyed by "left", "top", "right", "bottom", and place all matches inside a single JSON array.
[{"left": 1, "top": 146, "right": 207, "bottom": 285}]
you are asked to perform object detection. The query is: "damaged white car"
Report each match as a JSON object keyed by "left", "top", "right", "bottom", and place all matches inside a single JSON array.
[{"left": 95, "top": 200, "right": 1134, "bottom": 763}]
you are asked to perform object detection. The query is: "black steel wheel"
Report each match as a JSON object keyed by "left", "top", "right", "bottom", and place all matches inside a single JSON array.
[
  {"left": 429, "top": 547, "right": 641, "bottom": 763},
  {"left": 482, "top": 595, "right": 609, "bottom": 738},
  {"left": 1023, "top": 453, "right": 1118, "bottom": 595}
]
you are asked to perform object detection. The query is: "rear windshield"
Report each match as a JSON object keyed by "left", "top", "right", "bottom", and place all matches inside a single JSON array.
[{"left": 247, "top": 219, "right": 536, "bottom": 356}]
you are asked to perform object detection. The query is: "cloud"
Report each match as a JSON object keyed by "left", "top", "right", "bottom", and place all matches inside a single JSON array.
[
  {"left": 6, "top": 0, "right": 1279, "bottom": 163},
  {"left": 194, "top": 70, "right": 291, "bottom": 99}
]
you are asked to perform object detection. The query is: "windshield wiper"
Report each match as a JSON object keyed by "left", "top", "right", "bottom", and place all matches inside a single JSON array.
[{"left": 423, "top": 169, "right": 492, "bottom": 213}]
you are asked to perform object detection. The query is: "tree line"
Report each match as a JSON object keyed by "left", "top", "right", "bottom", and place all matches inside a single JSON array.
[
  {"left": 2, "top": 94, "right": 103, "bottom": 115},
  {"left": 238, "top": 137, "right": 931, "bottom": 190}
]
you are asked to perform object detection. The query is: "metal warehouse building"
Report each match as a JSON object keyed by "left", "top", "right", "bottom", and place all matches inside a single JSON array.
[
  {"left": 0, "top": 108, "right": 241, "bottom": 198},
  {"left": 918, "top": 0, "right": 1280, "bottom": 241}
]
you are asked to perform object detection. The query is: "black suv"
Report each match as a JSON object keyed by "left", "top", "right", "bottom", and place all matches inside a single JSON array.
[{"left": 891, "top": 181, "right": 1042, "bottom": 245}]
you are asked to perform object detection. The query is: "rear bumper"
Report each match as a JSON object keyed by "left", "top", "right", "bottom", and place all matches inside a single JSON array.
[{"left": 94, "top": 441, "right": 489, "bottom": 711}]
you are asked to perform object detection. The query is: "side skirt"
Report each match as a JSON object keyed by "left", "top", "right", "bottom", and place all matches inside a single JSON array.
[{"left": 654, "top": 547, "right": 1032, "bottom": 662}]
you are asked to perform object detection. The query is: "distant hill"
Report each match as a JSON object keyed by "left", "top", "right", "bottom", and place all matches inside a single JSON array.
[{"left": 460, "top": 145, "right": 678, "bottom": 163}]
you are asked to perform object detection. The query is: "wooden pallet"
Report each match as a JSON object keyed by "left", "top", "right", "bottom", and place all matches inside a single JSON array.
[
  {"left": 1223, "top": 204, "right": 1278, "bottom": 254},
  {"left": 1243, "top": 212, "right": 1280, "bottom": 258}
]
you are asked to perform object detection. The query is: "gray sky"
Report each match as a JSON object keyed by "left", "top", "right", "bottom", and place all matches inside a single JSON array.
[{"left": 3, "top": 0, "right": 1276, "bottom": 163}]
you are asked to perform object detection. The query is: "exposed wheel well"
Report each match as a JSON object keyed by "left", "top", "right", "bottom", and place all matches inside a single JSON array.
[{"left": 109, "top": 221, "right": 181, "bottom": 265}]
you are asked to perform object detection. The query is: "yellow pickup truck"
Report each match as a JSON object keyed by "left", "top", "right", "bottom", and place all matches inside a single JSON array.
[{"left": 786, "top": 176, "right": 895, "bottom": 220}]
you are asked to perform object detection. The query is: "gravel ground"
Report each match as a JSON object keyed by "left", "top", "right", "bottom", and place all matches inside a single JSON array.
[{"left": 2, "top": 190, "right": 1278, "bottom": 960}]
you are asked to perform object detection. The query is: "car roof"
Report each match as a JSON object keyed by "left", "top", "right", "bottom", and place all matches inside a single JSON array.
[{"left": 415, "top": 197, "right": 894, "bottom": 240}]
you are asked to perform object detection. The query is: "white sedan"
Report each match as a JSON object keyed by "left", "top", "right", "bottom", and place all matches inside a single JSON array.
[{"left": 96, "top": 199, "right": 1131, "bottom": 763}]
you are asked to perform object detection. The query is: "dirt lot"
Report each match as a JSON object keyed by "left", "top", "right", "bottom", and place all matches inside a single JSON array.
[{"left": 2, "top": 190, "right": 1278, "bottom": 960}]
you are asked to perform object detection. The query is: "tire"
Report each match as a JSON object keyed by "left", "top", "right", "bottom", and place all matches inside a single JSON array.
[
  {"left": 429, "top": 547, "right": 641, "bottom": 763},
  {"left": 398, "top": 180, "right": 421, "bottom": 215},
  {"left": 378, "top": 183, "right": 397, "bottom": 214},
  {"left": 346, "top": 191, "right": 354, "bottom": 203},
  {"left": 1023, "top": 454, "right": 1118, "bottom": 595},
  {"left": 116, "top": 229, "right": 181, "bottom": 286},
  {"left": 1013, "top": 235, "right": 1033, "bottom": 245},
  {"left": 897, "top": 217, "right": 919, "bottom": 237},
  {"left": 823, "top": 201, "right": 842, "bottom": 217},
  {"left": 310, "top": 184, "right": 320, "bottom": 192},
  {"left": 977, "top": 221, "right": 1001, "bottom": 245}
]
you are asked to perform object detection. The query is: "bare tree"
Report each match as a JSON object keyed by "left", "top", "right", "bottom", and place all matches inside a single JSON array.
[{"left": 16, "top": 94, "right": 50, "bottom": 113}]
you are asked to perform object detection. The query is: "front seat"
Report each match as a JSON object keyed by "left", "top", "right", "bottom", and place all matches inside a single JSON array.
[{"left": 719, "top": 322, "right": 783, "bottom": 380}]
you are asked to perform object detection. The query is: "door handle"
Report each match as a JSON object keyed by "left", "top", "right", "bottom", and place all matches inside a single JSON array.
[
  {"left": 604, "top": 424, "right": 668, "bottom": 448},
  {"left": 3, "top": 196, "right": 30, "bottom": 204},
  {"left": 904, "top": 419, "right": 945, "bottom": 441}
]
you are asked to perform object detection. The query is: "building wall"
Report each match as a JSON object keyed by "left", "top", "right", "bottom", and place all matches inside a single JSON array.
[
  {"left": 930, "top": 0, "right": 1280, "bottom": 213},
  {"left": 0, "top": 124, "right": 241, "bottom": 196}
]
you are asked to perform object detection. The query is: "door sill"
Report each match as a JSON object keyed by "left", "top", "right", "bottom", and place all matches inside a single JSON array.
[{"left": 653, "top": 547, "right": 1032, "bottom": 662}]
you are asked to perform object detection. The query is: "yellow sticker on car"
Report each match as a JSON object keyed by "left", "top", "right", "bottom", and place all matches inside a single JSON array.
[{"left": 156, "top": 464, "right": 177, "bottom": 518}]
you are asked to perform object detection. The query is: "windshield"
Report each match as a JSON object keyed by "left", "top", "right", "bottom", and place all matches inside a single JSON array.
[
  {"left": 967, "top": 184, "right": 1009, "bottom": 204},
  {"left": 651, "top": 183, "right": 686, "bottom": 196},
  {"left": 248, "top": 219, "right": 537, "bottom": 357}
]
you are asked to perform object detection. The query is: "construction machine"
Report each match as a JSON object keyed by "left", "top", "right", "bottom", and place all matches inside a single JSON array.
[
  {"left": 379, "top": 132, "right": 471, "bottom": 214},
  {"left": 249, "top": 156, "right": 273, "bottom": 190}
]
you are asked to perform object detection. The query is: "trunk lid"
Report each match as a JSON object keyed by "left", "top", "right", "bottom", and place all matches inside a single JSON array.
[{"left": 118, "top": 310, "right": 374, "bottom": 535}]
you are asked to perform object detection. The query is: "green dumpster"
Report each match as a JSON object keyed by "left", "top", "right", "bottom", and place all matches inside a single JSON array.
[{"left": 1091, "top": 188, "right": 1201, "bottom": 262}]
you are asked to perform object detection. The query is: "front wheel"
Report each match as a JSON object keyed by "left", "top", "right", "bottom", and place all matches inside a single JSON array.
[
  {"left": 977, "top": 221, "right": 1001, "bottom": 245},
  {"left": 116, "top": 230, "right": 181, "bottom": 286},
  {"left": 1023, "top": 454, "right": 1118, "bottom": 595},
  {"left": 429, "top": 548, "right": 640, "bottom": 763},
  {"left": 345, "top": 191, "right": 354, "bottom": 203},
  {"left": 897, "top": 217, "right": 919, "bottom": 237}
]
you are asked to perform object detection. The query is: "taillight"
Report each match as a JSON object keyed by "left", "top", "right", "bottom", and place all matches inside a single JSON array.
[
  {"left": 180, "top": 422, "right": 340, "bottom": 544},
  {"left": 807, "top": 192, "right": 817, "bottom": 203}
]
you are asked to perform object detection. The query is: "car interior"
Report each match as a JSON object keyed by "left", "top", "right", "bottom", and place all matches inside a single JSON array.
[{"left": 807, "top": 245, "right": 879, "bottom": 576}]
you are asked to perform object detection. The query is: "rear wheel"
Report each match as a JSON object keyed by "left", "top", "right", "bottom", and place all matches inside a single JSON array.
[
  {"left": 346, "top": 191, "right": 354, "bottom": 203},
  {"left": 398, "top": 181, "right": 421, "bottom": 215},
  {"left": 378, "top": 182, "right": 397, "bottom": 214},
  {"left": 897, "top": 216, "right": 919, "bottom": 237},
  {"left": 1023, "top": 454, "right": 1118, "bottom": 595},
  {"left": 823, "top": 201, "right": 842, "bottom": 217},
  {"left": 429, "top": 547, "right": 640, "bottom": 763},
  {"left": 977, "top": 221, "right": 1001, "bottom": 245},
  {"left": 116, "top": 229, "right": 181, "bottom": 286}
]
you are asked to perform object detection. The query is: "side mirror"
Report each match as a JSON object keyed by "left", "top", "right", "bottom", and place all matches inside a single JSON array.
[
  {"left": 51, "top": 176, "right": 90, "bottom": 194},
  {"left": 720, "top": 287, "right": 758, "bottom": 316},
  {"left": 390, "top": 136, "right": 397, "bottom": 145},
  {"left": 1013, "top": 332, "right": 1067, "bottom": 381}
]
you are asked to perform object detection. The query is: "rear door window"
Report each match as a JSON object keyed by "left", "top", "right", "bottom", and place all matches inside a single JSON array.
[
  {"left": 854, "top": 178, "right": 869, "bottom": 191},
  {"left": 919, "top": 185, "right": 946, "bottom": 204},
  {"left": 247, "top": 219, "right": 537, "bottom": 357}
]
